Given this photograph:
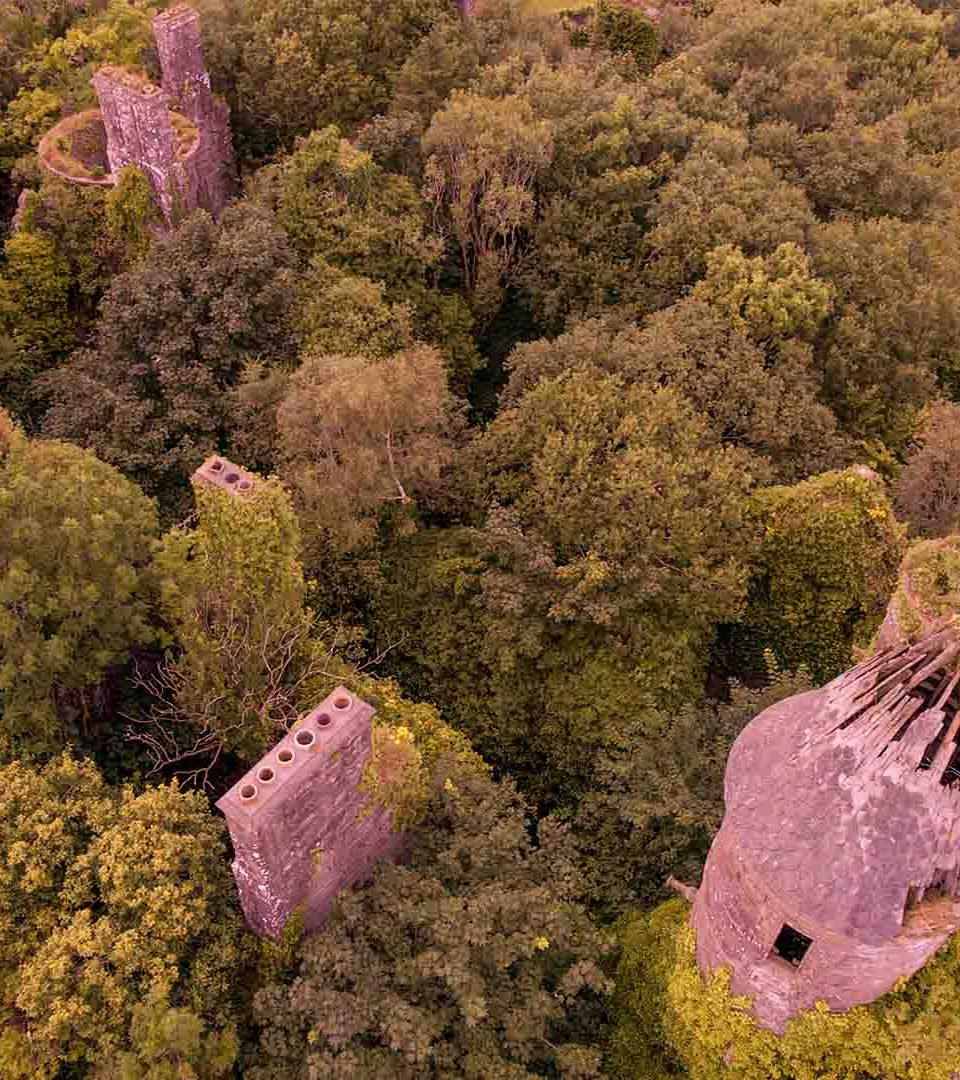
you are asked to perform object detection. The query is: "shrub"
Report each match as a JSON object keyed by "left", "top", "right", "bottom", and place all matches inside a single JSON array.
[
  {"left": 729, "top": 467, "right": 905, "bottom": 682},
  {"left": 594, "top": 0, "right": 660, "bottom": 73}
]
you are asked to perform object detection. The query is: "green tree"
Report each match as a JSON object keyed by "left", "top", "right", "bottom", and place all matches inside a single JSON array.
[
  {"left": 276, "top": 344, "right": 457, "bottom": 556},
  {"left": 422, "top": 89, "right": 554, "bottom": 323},
  {"left": 729, "top": 467, "right": 905, "bottom": 682},
  {"left": 640, "top": 138, "right": 816, "bottom": 306},
  {"left": 0, "top": 754, "right": 251, "bottom": 1078},
  {"left": 504, "top": 303, "right": 844, "bottom": 482},
  {"left": 231, "top": 0, "right": 449, "bottom": 154},
  {"left": 515, "top": 55, "right": 657, "bottom": 332},
  {"left": 297, "top": 262, "right": 416, "bottom": 360},
  {"left": 0, "top": 0, "right": 154, "bottom": 167},
  {"left": 253, "top": 127, "right": 440, "bottom": 286},
  {"left": 0, "top": 431, "right": 158, "bottom": 755},
  {"left": 593, "top": 0, "right": 659, "bottom": 73},
  {"left": 0, "top": 225, "right": 72, "bottom": 413},
  {"left": 691, "top": 242, "right": 833, "bottom": 343},
  {"left": 104, "top": 165, "right": 160, "bottom": 264},
  {"left": 42, "top": 207, "right": 298, "bottom": 509},
  {"left": 462, "top": 367, "right": 755, "bottom": 700},
  {"left": 368, "top": 373, "right": 755, "bottom": 806},
  {"left": 252, "top": 129, "right": 479, "bottom": 383},
  {"left": 388, "top": 16, "right": 480, "bottom": 126},
  {"left": 147, "top": 472, "right": 314, "bottom": 769},
  {"left": 251, "top": 771, "right": 610, "bottom": 1078},
  {"left": 809, "top": 215, "right": 960, "bottom": 453}
]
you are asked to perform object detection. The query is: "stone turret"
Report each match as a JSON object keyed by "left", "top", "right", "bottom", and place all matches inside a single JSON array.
[
  {"left": 690, "top": 626, "right": 960, "bottom": 1033},
  {"left": 38, "top": 5, "right": 233, "bottom": 223}
]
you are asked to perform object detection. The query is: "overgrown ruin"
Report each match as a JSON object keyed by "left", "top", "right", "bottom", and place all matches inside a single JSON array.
[
  {"left": 688, "top": 625, "right": 960, "bottom": 1032},
  {"left": 38, "top": 5, "right": 233, "bottom": 222}
]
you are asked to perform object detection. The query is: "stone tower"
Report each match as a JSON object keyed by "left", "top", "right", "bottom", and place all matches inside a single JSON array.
[
  {"left": 152, "top": 5, "right": 233, "bottom": 218},
  {"left": 90, "top": 67, "right": 185, "bottom": 219},
  {"left": 216, "top": 686, "right": 406, "bottom": 941},
  {"left": 690, "top": 626, "right": 960, "bottom": 1032},
  {"left": 38, "top": 4, "right": 233, "bottom": 223}
]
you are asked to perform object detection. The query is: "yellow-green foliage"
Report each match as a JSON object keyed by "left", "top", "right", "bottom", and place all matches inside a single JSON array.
[
  {"left": 156, "top": 475, "right": 311, "bottom": 761},
  {"left": 301, "top": 662, "right": 488, "bottom": 828},
  {"left": 692, "top": 243, "right": 834, "bottom": 342},
  {"left": 105, "top": 165, "right": 160, "bottom": 262},
  {"left": 0, "top": 754, "right": 250, "bottom": 1078},
  {"left": 887, "top": 536, "right": 960, "bottom": 644},
  {"left": 0, "top": 436, "right": 158, "bottom": 753},
  {"left": 734, "top": 468, "right": 905, "bottom": 682},
  {"left": 610, "top": 899, "right": 960, "bottom": 1080},
  {"left": 0, "top": 227, "right": 73, "bottom": 355}
]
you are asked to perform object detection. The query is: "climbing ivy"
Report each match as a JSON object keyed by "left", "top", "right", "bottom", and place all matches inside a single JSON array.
[
  {"left": 154, "top": 475, "right": 313, "bottom": 764},
  {"left": 728, "top": 468, "right": 905, "bottom": 683},
  {"left": 300, "top": 663, "right": 488, "bottom": 829},
  {"left": 883, "top": 536, "right": 960, "bottom": 644},
  {"left": 105, "top": 165, "right": 160, "bottom": 263}
]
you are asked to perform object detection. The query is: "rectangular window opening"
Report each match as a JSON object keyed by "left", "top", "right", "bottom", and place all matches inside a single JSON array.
[{"left": 770, "top": 923, "right": 813, "bottom": 968}]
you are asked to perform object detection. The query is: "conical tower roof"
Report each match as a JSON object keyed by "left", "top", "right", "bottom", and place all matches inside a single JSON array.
[{"left": 724, "top": 624, "right": 960, "bottom": 945}]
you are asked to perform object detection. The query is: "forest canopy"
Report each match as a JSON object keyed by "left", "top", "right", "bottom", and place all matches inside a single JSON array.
[{"left": 3, "top": 0, "right": 960, "bottom": 1075}]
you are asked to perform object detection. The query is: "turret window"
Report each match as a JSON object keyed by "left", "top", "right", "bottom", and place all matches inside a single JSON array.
[{"left": 771, "top": 924, "right": 813, "bottom": 968}]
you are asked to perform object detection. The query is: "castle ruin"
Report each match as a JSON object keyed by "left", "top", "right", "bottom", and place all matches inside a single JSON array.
[
  {"left": 688, "top": 625, "right": 960, "bottom": 1032},
  {"left": 38, "top": 5, "right": 233, "bottom": 223}
]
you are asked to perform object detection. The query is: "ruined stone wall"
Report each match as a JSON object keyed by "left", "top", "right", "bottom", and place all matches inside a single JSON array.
[
  {"left": 92, "top": 67, "right": 183, "bottom": 218},
  {"left": 153, "top": 5, "right": 234, "bottom": 218},
  {"left": 216, "top": 687, "right": 406, "bottom": 940},
  {"left": 691, "top": 823, "right": 951, "bottom": 1033}
]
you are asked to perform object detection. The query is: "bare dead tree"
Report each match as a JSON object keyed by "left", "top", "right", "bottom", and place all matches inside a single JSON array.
[{"left": 125, "top": 613, "right": 341, "bottom": 790}]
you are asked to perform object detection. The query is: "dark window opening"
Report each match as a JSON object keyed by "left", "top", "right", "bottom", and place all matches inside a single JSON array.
[
  {"left": 770, "top": 924, "right": 813, "bottom": 968},
  {"left": 904, "top": 884, "right": 924, "bottom": 919}
]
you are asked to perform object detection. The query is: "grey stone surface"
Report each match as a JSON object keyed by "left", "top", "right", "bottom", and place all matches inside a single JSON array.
[
  {"left": 192, "top": 455, "right": 257, "bottom": 496},
  {"left": 152, "top": 5, "right": 234, "bottom": 218},
  {"left": 691, "top": 628, "right": 960, "bottom": 1031},
  {"left": 216, "top": 687, "right": 405, "bottom": 940}
]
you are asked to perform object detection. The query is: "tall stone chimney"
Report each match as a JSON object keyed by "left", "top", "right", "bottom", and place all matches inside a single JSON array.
[
  {"left": 216, "top": 687, "right": 406, "bottom": 940},
  {"left": 152, "top": 5, "right": 213, "bottom": 122},
  {"left": 152, "top": 4, "right": 234, "bottom": 218}
]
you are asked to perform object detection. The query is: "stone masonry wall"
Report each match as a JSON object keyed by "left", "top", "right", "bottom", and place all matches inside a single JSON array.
[
  {"left": 92, "top": 67, "right": 182, "bottom": 218},
  {"left": 691, "top": 822, "right": 952, "bottom": 1033},
  {"left": 216, "top": 687, "right": 406, "bottom": 940},
  {"left": 153, "top": 5, "right": 234, "bottom": 218}
]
